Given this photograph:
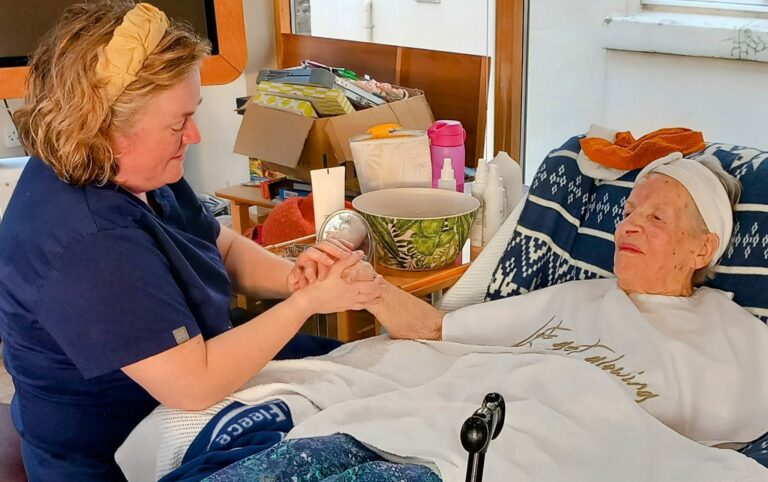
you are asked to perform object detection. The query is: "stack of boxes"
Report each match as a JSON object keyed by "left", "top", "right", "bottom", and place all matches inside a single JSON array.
[{"left": 234, "top": 65, "right": 435, "bottom": 192}]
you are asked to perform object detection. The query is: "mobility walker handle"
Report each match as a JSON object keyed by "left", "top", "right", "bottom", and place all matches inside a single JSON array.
[{"left": 461, "top": 393, "right": 506, "bottom": 482}]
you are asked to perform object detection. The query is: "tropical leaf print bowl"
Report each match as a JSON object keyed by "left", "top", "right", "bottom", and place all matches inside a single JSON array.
[{"left": 352, "top": 188, "right": 479, "bottom": 270}]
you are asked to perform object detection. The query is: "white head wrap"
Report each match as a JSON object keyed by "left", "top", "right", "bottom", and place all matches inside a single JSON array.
[{"left": 635, "top": 152, "right": 732, "bottom": 266}]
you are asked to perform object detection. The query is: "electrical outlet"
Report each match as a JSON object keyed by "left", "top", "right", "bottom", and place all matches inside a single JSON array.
[{"left": 4, "top": 125, "right": 21, "bottom": 149}]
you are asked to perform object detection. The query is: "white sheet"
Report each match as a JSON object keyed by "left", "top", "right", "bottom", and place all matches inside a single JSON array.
[
  {"left": 120, "top": 336, "right": 768, "bottom": 481},
  {"left": 443, "top": 278, "right": 768, "bottom": 446}
]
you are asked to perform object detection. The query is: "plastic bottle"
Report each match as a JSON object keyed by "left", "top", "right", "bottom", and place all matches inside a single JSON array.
[
  {"left": 489, "top": 151, "right": 523, "bottom": 217},
  {"left": 470, "top": 159, "right": 488, "bottom": 249},
  {"left": 498, "top": 176, "right": 507, "bottom": 221},
  {"left": 483, "top": 164, "right": 503, "bottom": 244},
  {"left": 428, "top": 121, "right": 467, "bottom": 192},
  {"left": 437, "top": 158, "right": 457, "bottom": 191}
]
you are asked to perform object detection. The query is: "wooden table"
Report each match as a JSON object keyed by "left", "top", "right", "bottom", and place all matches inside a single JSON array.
[{"left": 214, "top": 184, "right": 278, "bottom": 236}]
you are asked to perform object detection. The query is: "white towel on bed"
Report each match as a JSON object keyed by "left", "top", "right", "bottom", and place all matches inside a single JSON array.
[
  {"left": 287, "top": 340, "right": 768, "bottom": 482},
  {"left": 120, "top": 336, "right": 768, "bottom": 481}
]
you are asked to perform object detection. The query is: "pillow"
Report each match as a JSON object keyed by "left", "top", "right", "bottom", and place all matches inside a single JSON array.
[{"left": 484, "top": 135, "right": 768, "bottom": 323}]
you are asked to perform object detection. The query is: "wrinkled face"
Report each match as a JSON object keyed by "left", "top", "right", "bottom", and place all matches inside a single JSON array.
[
  {"left": 614, "top": 173, "right": 717, "bottom": 296},
  {"left": 112, "top": 69, "right": 202, "bottom": 193}
]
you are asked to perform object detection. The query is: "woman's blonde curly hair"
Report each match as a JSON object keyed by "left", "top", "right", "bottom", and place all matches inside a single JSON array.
[{"left": 14, "top": 0, "right": 211, "bottom": 186}]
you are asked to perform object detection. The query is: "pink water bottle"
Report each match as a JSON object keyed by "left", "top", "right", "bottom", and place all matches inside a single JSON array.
[{"left": 428, "top": 120, "right": 467, "bottom": 192}]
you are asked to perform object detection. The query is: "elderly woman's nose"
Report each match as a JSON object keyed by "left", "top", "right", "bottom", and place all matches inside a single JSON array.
[
  {"left": 620, "top": 213, "right": 642, "bottom": 233},
  {"left": 183, "top": 118, "right": 201, "bottom": 145}
]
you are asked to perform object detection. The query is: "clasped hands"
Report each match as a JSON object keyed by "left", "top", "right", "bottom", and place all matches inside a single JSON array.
[{"left": 287, "top": 238, "right": 384, "bottom": 314}]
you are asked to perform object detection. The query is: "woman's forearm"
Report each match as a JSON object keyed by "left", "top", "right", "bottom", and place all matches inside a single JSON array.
[
  {"left": 124, "top": 294, "right": 313, "bottom": 411},
  {"left": 368, "top": 280, "right": 444, "bottom": 340},
  {"left": 219, "top": 226, "right": 293, "bottom": 300},
  {"left": 192, "top": 295, "right": 311, "bottom": 407}
]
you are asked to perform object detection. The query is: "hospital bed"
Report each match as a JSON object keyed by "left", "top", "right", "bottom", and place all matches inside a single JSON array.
[{"left": 438, "top": 134, "right": 768, "bottom": 467}]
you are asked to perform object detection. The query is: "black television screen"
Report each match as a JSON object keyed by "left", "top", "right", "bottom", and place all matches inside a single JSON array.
[{"left": 0, "top": 0, "right": 218, "bottom": 68}]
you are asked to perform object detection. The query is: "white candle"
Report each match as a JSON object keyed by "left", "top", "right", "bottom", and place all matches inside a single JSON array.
[{"left": 310, "top": 165, "right": 346, "bottom": 235}]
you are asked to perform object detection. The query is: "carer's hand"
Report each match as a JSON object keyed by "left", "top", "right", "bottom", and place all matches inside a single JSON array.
[
  {"left": 291, "top": 251, "right": 385, "bottom": 315},
  {"left": 287, "top": 239, "right": 355, "bottom": 293}
]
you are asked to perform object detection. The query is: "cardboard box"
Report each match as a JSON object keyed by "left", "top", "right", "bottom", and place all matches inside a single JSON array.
[{"left": 233, "top": 93, "right": 434, "bottom": 190}]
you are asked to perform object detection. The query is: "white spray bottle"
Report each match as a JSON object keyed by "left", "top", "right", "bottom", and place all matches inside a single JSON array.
[
  {"left": 489, "top": 151, "right": 523, "bottom": 217},
  {"left": 437, "top": 158, "right": 457, "bottom": 191},
  {"left": 498, "top": 175, "right": 507, "bottom": 223},
  {"left": 470, "top": 159, "right": 488, "bottom": 249},
  {"left": 483, "top": 164, "right": 503, "bottom": 244}
]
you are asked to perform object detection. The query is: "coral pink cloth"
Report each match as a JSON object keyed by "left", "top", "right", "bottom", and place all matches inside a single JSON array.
[{"left": 260, "top": 194, "right": 352, "bottom": 245}]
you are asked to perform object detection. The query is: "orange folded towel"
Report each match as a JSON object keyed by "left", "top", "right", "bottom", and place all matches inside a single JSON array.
[{"left": 579, "top": 128, "right": 705, "bottom": 171}]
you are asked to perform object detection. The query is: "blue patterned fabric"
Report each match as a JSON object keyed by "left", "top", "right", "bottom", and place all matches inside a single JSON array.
[
  {"left": 202, "top": 433, "right": 441, "bottom": 481},
  {"left": 742, "top": 434, "right": 768, "bottom": 468},
  {"left": 486, "top": 135, "right": 768, "bottom": 324}
]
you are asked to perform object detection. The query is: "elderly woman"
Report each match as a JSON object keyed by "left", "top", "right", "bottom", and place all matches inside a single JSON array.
[
  {"left": 369, "top": 154, "right": 768, "bottom": 447},
  {"left": 0, "top": 2, "right": 382, "bottom": 480}
]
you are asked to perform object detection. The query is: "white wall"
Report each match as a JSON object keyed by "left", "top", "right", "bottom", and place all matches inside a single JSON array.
[
  {"left": 243, "top": 0, "right": 278, "bottom": 95},
  {"left": 0, "top": 157, "right": 28, "bottom": 217},
  {"left": 0, "top": 99, "right": 25, "bottom": 159},
  {"left": 526, "top": 0, "right": 768, "bottom": 182},
  {"left": 310, "top": 0, "right": 492, "bottom": 56},
  {"left": 165, "top": 0, "right": 280, "bottom": 194},
  {"left": 182, "top": 77, "right": 250, "bottom": 194}
]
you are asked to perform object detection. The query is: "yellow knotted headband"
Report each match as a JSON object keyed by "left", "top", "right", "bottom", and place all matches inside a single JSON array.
[{"left": 95, "top": 3, "right": 169, "bottom": 104}]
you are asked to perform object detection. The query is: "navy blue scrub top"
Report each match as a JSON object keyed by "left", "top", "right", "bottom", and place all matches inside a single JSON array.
[{"left": 0, "top": 156, "right": 233, "bottom": 480}]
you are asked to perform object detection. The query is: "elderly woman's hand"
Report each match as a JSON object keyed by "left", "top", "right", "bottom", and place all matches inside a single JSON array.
[
  {"left": 287, "top": 239, "right": 355, "bottom": 293},
  {"left": 290, "top": 252, "right": 385, "bottom": 315},
  {"left": 341, "top": 260, "right": 377, "bottom": 283}
]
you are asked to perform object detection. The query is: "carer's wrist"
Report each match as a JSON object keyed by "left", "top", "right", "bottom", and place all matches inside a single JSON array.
[{"left": 285, "top": 288, "right": 314, "bottom": 320}]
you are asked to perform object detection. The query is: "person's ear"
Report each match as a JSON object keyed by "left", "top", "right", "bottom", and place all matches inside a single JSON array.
[
  {"left": 109, "top": 131, "right": 131, "bottom": 161},
  {"left": 693, "top": 232, "right": 720, "bottom": 270}
]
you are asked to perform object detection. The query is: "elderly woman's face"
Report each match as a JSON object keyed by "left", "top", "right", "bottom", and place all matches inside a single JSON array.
[
  {"left": 112, "top": 69, "right": 202, "bottom": 193},
  {"left": 614, "top": 173, "right": 716, "bottom": 296}
]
